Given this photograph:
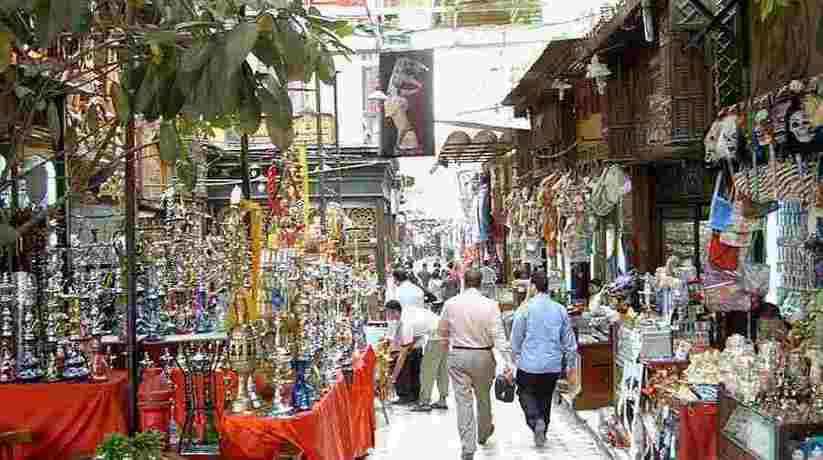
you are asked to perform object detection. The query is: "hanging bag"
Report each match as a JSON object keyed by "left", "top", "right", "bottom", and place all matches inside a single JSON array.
[
  {"left": 708, "top": 232, "right": 740, "bottom": 271},
  {"left": 709, "top": 171, "right": 734, "bottom": 232}
]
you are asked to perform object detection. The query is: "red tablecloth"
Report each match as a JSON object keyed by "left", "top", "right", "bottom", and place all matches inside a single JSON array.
[
  {"left": 678, "top": 403, "right": 717, "bottom": 460},
  {"left": 0, "top": 371, "right": 128, "bottom": 460},
  {"left": 219, "top": 348, "right": 377, "bottom": 460}
]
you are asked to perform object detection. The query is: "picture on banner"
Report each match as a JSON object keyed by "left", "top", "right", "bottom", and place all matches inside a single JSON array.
[{"left": 379, "top": 49, "right": 434, "bottom": 157}]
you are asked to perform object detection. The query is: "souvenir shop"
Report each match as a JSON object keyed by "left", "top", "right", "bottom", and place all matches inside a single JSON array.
[
  {"left": 0, "top": 145, "right": 383, "bottom": 460},
  {"left": 498, "top": 72, "right": 823, "bottom": 460}
]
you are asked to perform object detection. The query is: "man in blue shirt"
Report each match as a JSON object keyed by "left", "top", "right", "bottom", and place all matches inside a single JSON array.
[{"left": 510, "top": 271, "right": 578, "bottom": 448}]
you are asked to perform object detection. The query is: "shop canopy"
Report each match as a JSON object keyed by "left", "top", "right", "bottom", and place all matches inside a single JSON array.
[{"left": 436, "top": 128, "right": 516, "bottom": 165}]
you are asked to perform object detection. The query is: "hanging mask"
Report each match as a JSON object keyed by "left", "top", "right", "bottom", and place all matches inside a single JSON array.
[
  {"left": 716, "top": 114, "right": 739, "bottom": 160},
  {"left": 753, "top": 109, "right": 773, "bottom": 147},
  {"left": 771, "top": 99, "right": 793, "bottom": 146},
  {"left": 704, "top": 120, "right": 722, "bottom": 163},
  {"left": 788, "top": 105, "right": 813, "bottom": 144}
]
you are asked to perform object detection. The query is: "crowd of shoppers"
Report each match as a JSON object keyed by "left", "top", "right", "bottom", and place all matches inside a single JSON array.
[{"left": 384, "top": 259, "right": 578, "bottom": 459}]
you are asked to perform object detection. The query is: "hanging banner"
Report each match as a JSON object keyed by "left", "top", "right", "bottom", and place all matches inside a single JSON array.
[{"left": 379, "top": 49, "right": 435, "bottom": 157}]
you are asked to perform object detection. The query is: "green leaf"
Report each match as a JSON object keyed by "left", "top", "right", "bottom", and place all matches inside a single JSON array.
[
  {"left": 817, "top": 12, "right": 823, "bottom": 54},
  {"left": 223, "top": 22, "right": 258, "bottom": 77},
  {"left": 265, "top": 117, "right": 294, "bottom": 152},
  {"left": 252, "top": 35, "right": 279, "bottom": 68},
  {"left": 316, "top": 52, "right": 335, "bottom": 84},
  {"left": 135, "top": 65, "right": 160, "bottom": 114},
  {"left": 47, "top": 101, "right": 60, "bottom": 142},
  {"left": 13, "top": 85, "right": 32, "bottom": 99},
  {"left": 0, "top": 30, "right": 11, "bottom": 73},
  {"left": 181, "top": 42, "right": 214, "bottom": 73},
  {"left": 159, "top": 120, "right": 179, "bottom": 163},
  {"left": 0, "top": 224, "right": 18, "bottom": 247}
]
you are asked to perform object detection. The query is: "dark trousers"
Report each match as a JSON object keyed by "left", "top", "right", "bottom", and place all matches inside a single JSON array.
[
  {"left": 516, "top": 369, "right": 561, "bottom": 434},
  {"left": 394, "top": 348, "right": 423, "bottom": 401}
]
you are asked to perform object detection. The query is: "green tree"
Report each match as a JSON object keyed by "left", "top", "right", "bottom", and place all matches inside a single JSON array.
[{"left": 0, "top": 0, "right": 352, "bottom": 240}]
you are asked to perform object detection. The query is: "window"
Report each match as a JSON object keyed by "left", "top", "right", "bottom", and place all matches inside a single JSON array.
[
  {"left": 0, "top": 155, "right": 56, "bottom": 208},
  {"left": 659, "top": 205, "right": 711, "bottom": 270}
]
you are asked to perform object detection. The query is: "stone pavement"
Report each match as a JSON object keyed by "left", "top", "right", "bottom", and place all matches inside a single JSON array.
[{"left": 368, "top": 396, "right": 609, "bottom": 460}]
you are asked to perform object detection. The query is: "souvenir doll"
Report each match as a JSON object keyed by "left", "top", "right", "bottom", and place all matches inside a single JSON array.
[
  {"left": 705, "top": 119, "right": 722, "bottom": 164},
  {"left": 716, "top": 114, "right": 740, "bottom": 162}
]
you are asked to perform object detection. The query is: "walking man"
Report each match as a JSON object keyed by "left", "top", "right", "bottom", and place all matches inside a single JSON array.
[
  {"left": 510, "top": 271, "right": 578, "bottom": 448},
  {"left": 439, "top": 269, "right": 513, "bottom": 460},
  {"left": 388, "top": 269, "right": 427, "bottom": 404}
]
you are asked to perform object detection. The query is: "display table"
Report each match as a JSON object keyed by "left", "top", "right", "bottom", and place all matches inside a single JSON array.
[
  {"left": 574, "top": 342, "right": 613, "bottom": 410},
  {"left": 0, "top": 371, "right": 128, "bottom": 460},
  {"left": 214, "top": 348, "right": 376, "bottom": 460}
]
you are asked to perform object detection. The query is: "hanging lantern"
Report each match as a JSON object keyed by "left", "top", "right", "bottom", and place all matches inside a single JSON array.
[
  {"left": 552, "top": 79, "right": 573, "bottom": 101},
  {"left": 586, "top": 54, "right": 611, "bottom": 96}
]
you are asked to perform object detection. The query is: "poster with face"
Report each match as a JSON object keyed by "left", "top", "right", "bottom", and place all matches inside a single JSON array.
[{"left": 379, "top": 50, "right": 435, "bottom": 157}]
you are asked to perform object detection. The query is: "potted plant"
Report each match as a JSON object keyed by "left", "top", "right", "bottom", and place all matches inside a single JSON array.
[
  {"left": 95, "top": 434, "right": 131, "bottom": 460},
  {"left": 95, "top": 431, "right": 164, "bottom": 460}
]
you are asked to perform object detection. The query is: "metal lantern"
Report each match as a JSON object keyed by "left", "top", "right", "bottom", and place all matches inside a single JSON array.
[
  {"left": 552, "top": 79, "right": 572, "bottom": 101},
  {"left": 586, "top": 54, "right": 611, "bottom": 96}
]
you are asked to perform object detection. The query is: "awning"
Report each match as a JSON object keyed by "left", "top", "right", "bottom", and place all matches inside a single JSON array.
[{"left": 437, "top": 129, "right": 514, "bottom": 164}]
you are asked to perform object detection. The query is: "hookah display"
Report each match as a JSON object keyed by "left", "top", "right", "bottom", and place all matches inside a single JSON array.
[{"left": 174, "top": 341, "right": 224, "bottom": 456}]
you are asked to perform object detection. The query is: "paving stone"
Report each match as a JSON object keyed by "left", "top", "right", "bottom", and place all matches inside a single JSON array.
[{"left": 369, "top": 397, "right": 609, "bottom": 460}]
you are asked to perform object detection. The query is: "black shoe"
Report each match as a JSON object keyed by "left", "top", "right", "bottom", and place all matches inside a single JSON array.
[
  {"left": 461, "top": 453, "right": 474, "bottom": 460},
  {"left": 534, "top": 420, "right": 546, "bottom": 447},
  {"left": 479, "top": 424, "right": 494, "bottom": 445},
  {"left": 432, "top": 400, "right": 448, "bottom": 410},
  {"left": 411, "top": 403, "right": 432, "bottom": 412},
  {"left": 392, "top": 397, "right": 416, "bottom": 405}
]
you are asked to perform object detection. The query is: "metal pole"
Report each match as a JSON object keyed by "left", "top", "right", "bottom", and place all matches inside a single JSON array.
[
  {"left": 315, "top": 77, "right": 326, "bottom": 235},
  {"left": 124, "top": 94, "right": 139, "bottom": 437},
  {"left": 333, "top": 73, "right": 341, "bottom": 202},
  {"left": 240, "top": 134, "right": 251, "bottom": 200}
]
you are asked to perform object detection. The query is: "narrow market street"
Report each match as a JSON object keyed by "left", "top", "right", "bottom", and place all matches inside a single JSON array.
[{"left": 370, "top": 398, "right": 609, "bottom": 460}]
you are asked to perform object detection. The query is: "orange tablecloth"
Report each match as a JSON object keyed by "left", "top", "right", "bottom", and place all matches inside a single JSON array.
[
  {"left": 220, "top": 348, "right": 377, "bottom": 460},
  {"left": 0, "top": 371, "right": 128, "bottom": 460}
]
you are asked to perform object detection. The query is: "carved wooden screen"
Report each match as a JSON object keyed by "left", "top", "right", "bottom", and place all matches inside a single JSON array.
[
  {"left": 667, "top": 31, "right": 711, "bottom": 143},
  {"left": 605, "top": 59, "right": 635, "bottom": 157}
]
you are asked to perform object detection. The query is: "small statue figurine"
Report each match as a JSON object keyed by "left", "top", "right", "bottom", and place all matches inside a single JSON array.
[
  {"left": 0, "top": 347, "right": 15, "bottom": 383},
  {"left": 45, "top": 351, "right": 62, "bottom": 382},
  {"left": 21, "top": 310, "right": 39, "bottom": 341},
  {"left": 90, "top": 340, "right": 111, "bottom": 382}
]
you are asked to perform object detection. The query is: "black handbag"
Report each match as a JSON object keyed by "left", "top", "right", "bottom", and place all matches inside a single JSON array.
[{"left": 494, "top": 374, "right": 515, "bottom": 403}]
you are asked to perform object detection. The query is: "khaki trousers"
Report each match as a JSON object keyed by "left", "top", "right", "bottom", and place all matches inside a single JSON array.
[
  {"left": 448, "top": 348, "right": 495, "bottom": 455},
  {"left": 419, "top": 339, "right": 449, "bottom": 404}
]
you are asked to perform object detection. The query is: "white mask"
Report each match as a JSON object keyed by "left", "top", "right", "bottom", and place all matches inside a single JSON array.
[
  {"left": 717, "top": 115, "right": 739, "bottom": 159},
  {"left": 790, "top": 109, "right": 813, "bottom": 143}
]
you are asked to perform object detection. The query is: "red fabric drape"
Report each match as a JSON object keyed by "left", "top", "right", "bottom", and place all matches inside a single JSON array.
[
  {"left": 678, "top": 403, "right": 718, "bottom": 460},
  {"left": 0, "top": 371, "right": 128, "bottom": 460},
  {"left": 219, "top": 348, "right": 377, "bottom": 460}
]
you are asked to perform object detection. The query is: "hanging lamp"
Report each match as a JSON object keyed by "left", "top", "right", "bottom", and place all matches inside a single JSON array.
[
  {"left": 552, "top": 79, "right": 573, "bottom": 101},
  {"left": 586, "top": 54, "right": 611, "bottom": 96}
]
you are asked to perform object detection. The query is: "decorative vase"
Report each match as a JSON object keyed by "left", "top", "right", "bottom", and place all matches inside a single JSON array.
[{"left": 291, "top": 359, "right": 314, "bottom": 413}]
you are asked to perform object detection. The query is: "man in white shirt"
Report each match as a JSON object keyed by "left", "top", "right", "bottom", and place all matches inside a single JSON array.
[
  {"left": 386, "top": 269, "right": 428, "bottom": 404},
  {"left": 439, "top": 269, "right": 513, "bottom": 460},
  {"left": 392, "top": 269, "right": 425, "bottom": 310}
]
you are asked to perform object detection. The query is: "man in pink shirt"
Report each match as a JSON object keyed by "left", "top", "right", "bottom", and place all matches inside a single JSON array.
[{"left": 438, "top": 269, "right": 513, "bottom": 460}]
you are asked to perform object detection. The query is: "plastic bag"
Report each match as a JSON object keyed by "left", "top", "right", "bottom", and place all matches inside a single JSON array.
[{"left": 709, "top": 172, "right": 734, "bottom": 231}]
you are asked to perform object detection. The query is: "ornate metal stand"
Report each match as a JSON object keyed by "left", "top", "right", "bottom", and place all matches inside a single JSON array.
[{"left": 175, "top": 340, "right": 224, "bottom": 456}]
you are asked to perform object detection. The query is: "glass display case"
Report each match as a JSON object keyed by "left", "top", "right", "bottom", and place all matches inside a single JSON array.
[{"left": 719, "top": 389, "right": 823, "bottom": 460}]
